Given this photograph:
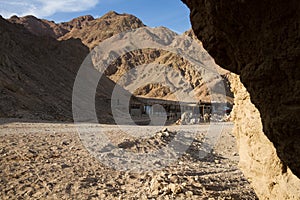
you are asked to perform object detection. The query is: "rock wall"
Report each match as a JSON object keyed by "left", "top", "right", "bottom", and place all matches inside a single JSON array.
[
  {"left": 182, "top": 0, "right": 300, "bottom": 198},
  {"left": 229, "top": 73, "right": 300, "bottom": 199}
]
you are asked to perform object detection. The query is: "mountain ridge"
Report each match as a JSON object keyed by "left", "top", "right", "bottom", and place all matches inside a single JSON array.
[
  {"left": 8, "top": 11, "right": 146, "bottom": 49},
  {"left": 1, "top": 11, "right": 233, "bottom": 122}
]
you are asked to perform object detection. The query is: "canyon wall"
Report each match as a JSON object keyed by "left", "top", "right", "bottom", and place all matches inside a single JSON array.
[
  {"left": 182, "top": 0, "right": 300, "bottom": 198},
  {"left": 229, "top": 74, "right": 300, "bottom": 199}
]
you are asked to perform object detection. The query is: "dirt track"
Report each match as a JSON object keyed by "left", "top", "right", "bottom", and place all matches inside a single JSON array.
[{"left": 0, "top": 121, "right": 257, "bottom": 199}]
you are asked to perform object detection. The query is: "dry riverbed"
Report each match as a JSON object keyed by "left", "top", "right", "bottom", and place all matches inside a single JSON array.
[{"left": 0, "top": 121, "right": 257, "bottom": 199}]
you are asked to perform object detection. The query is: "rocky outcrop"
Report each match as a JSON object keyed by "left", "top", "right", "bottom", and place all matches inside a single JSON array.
[
  {"left": 182, "top": 0, "right": 300, "bottom": 198},
  {"left": 229, "top": 74, "right": 300, "bottom": 199}
]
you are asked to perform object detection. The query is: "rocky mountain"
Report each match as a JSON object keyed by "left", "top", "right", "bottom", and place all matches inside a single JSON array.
[
  {"left": 60, "top": 11, "right": 145, "bottom": 49},
  {"left": 8, "top": 15, "right": 70, "bottom": 38},
  {"left": 0, "top": 15, "right": 121, "bottom": 123},
  {"left": 1, "top": 11, "right": 149, "bottom": 122},
  {"left": 1, "top": 11, "right": 233, "bottom": 122},
  {"left": 8, "top": 11, "right": 145, "bottom": 49},
  {"left": 102, "top": 28, "right": 233, "bottom": 103}
]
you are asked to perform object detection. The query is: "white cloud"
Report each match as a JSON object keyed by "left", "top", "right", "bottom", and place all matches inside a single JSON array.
[{"left": 0, "top": 0, "right": 99, "bottom": 18}]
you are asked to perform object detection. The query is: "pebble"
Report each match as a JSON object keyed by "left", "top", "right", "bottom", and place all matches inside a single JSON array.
[
  {"left": 62, "top": 140, "right": 70, "bottom": 145},
  {"left": 185, "top": 191, "right": 193, "bottom": 197},
  {"left": 169, "top": 183, "right": 182, "bottom": 194},
  {"left": 162, "top": 131, "right": 169, "bottom": 137}
]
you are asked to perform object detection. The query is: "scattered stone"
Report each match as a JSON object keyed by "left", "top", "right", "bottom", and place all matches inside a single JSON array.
[
  {"left": 28, "top": 149, "right": 37, "bottom": 155},
  {"left": 169, "top": 183, "right": 182, "bottom": 194},
  {"left": 185, "top": 191, "right": 193, "bottom": 197},
  {"left": 61, "top": 163, "right": 71, "bottom": 169},
  {"left": 0, "top": 123, "right": 258, "bottom": 199},
  {"left": 62, "top": 140, "right": 70, "bottom": 145},
  {"left": 168, "top": 175, "right": 178, "bottom": 183},
  {"left": 162, "top": 131, "right": 169, "bottom": 137}
]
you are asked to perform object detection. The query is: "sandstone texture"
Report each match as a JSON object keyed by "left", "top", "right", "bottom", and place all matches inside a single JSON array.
[
  {"left": 182, "top": 0, "right": 300, "bottom": 198},
  {"left": 229, "top": 74, "right": 300, "bottom": 199}
]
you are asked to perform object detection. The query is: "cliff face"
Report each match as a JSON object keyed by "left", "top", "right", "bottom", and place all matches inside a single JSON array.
[
  {"left": 182, "top": 0, "right": 300, "bottom": 198},
  {"left": 229, "top": 74, "right": 300, "bottom": 199}
]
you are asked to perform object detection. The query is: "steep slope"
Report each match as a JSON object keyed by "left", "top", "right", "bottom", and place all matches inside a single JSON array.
[
  {"left": 0, "top": 16, "right": 116, "bottom": 123},
  {"left": 103, "top": 28, "right": 233, "bottom": 103}
]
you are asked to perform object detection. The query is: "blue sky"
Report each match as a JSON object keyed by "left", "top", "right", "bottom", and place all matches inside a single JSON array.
[{"left": 0, "top": 0, "right": 191, "bottom": 33}]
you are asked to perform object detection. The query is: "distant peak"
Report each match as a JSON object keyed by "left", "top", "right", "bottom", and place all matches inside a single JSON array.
[
  {"left": 100, "top": 11, "right": 144, "bottom": 24},
  {"left": 104, "top": 11, "right": 120, "bottom": 16},
  {"left": 23, "top": 15, "right": 39, "bottom": 20},
  {"left": 71, "top": 15, "right": 94, "bottom": 22},
  {"left": 78, "top": 15, "right": 94, "bottom": 20},
  {"left": 156, "top": 26, "right": 171, "bottom": 31},
  {"left": 9, "top": 15, "right": 19, "bottom": 20},
  {"left": 101, "top": 11, "right": 140, "bottom": 19},
  {"left": 183, "top": 29, "right": 194, "bottom": 36},
  {"left": 8, "top": 15, "right": 42, "bottom": 23}
]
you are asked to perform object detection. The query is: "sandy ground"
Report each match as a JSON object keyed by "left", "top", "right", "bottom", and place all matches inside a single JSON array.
[{"left": 0, "top": 121, "right": 257, "bottom": 199}]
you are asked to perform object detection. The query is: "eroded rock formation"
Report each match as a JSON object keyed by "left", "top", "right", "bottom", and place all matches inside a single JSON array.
[
  {"left": 229, "top": 74, "right": 300, "bottom": 199},
  {"left": 182, "top": 0, "right": 300, "bottom": 198}
]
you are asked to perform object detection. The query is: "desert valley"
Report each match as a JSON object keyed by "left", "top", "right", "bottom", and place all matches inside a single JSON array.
[{"left": 1, "top": 1, "right": 299, "bottom": 199}]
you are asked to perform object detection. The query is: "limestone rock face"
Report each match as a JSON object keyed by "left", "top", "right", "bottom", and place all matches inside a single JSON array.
[{"left": 182, "top": 0, "right": 300, "bottom": 198}]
